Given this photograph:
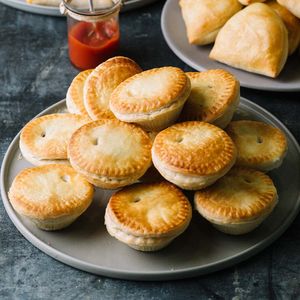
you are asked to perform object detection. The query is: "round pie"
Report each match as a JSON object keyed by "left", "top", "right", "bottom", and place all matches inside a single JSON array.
[
  {"left": 226, "top": 120, "right": 287, "bottom": 171},
  {"left": 180, "top": 70, "right": 240, "bottom": 128},
  {"left": 8, "top": 164, "right": 94, "bottom": 230},
  {"left": 152, "top": 121, "right": 237, "bottom": 190},
  {"left": 110, "top": 67, "right": 191, "bottom": 131},
  {"left": 194, "top": 167, "right": 278, "bottom": 235},
  {"left": 68, "top": 119, "right": 152, "bottom": 189},
  {"left": 105, "top": 181, "right": 192, "bottom": 251},
  {"left": 20, "top": 113, "right": 91, "bottom": 166}
]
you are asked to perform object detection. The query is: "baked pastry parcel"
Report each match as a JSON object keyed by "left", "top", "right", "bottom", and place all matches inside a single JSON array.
[
  {"left": 180, "top": 70, "right": 240, "bottom": 128},
  {"left": 152, "top": 121, "right": 237, "bottom": 190},
  {"left": 278, "top": 0, "right": 300, "bottom": 18},
  {"left": 267, "top": 0, "right": 300, "bottom": 55},
  {"left": 226, "top": 120, "right": 288, "bottom": 171},
  {"left": 20, "top": 113, "right": 91, "bottom": 166},
  {"left": 194, "top": 167, "right": 278, "bottom": 235},
  {"left": 66, "top": 69, "right": 93, "bottom": 117},
  {"left": 68, "top": 119, "right": 152, "bottom": 189},
  {"left": 209, "top": 3, "right": 288, "bottom": 78},
  {"left": 179, "top": 0, "right": 242, "bottom": 45},
  {"left": 83, "top": 56, "right": 142, "bottom": 120},
  {"left": 8, "top": 164, "right": 94, "bottom": 230},
  {"left": 105, "top": 182, "right": 192, "bottom": 251},
  {"left": 110, "top": 67, "right": 191, "bottom": 131}
]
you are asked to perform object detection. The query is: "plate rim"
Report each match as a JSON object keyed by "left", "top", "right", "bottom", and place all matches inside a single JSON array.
[
  {"left": 160, "top": 0, "right": 300, "bottom": 92},
  {"left": 1, "top": 97, "right": 300, "bottom": 281}
]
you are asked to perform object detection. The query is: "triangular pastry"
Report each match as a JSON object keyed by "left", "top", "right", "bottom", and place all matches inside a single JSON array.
[
  {"left": 209, "top": 3, "right": 288, "bottom": 78},
  {"left": 179, "top": 0, "right": 242, "bottom": 45},
  {"left": 268, "top": 0, "right": 300, "bottom": 55},
  {"left": 278, "top": 0, "right": 300, "bottom": 18}
]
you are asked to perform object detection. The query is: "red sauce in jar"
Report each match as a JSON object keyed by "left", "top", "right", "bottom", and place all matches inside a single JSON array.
[{"left": 68, "top": 19, "right": 119, "bottom": 70}]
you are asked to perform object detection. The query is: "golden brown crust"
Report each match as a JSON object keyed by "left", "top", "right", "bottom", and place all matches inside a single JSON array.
[
  {"left": 194, "top": 167, "right": 278, "bottom": 223},
  {"left": 181, "top": 70, "right": 240, "bottom": 122},
  {"left": 66, "top": 69, "right": 93, "bottom": 116},
  {"left": 20, "top": 113, "right": 91, "bottom": 160},
  {"left": 179, "top": 0, "right": 242, "bottom": 45},
  {"left": 84, "top": 56, "right": 142, "bottom": 120},
  {"left": 152, "top": 121, "right": 236, "bottom": 175},
  {"left": 239, "top": 0, "right": 265, "bottom": 4},
  {"left": 8, "top": 164, "right": 94, "bottom": 219},
  {"left": 107, "top": 181, "right": 192, "bottom": 237},
  {"left": 226, "top": 120, "right": 287, "bottom": 170},
  {"left": 110, "top": 67, "right": 190, "bottom": 114},
  {"left": 209, "top": 3, "right": 288, "bottom": 78},
  {"left": 68, "top": 119, "right": 152, "bottom": 177},
  {"left": 278, "top": 0, "right": 300, "bottom": 18},
  {"left": 267, "top": 1, "right": 300, "bottom": 55}
]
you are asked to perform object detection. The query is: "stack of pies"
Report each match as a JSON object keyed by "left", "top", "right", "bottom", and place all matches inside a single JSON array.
[
  {"left": 180, "top": 1, "right": 300, "bottom": 77},
  {"left": 8, "top": 56, "right": 287, "bottom": 252}
]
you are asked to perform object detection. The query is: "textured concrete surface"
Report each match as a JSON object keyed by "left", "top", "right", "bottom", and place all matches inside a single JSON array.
[{"left": 0, "top": 1, "right": 300, "bottom": 299}]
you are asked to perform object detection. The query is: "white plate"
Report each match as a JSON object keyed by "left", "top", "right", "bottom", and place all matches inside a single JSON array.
[
  {"left": 0, "top": 0, "right": 158, "bottom": 16},
  {"left": 1, "top": 98, "right": 300, "bottom": 281},
  {"left": 161, "top": 0, "right": 300, "bottom": 92}
]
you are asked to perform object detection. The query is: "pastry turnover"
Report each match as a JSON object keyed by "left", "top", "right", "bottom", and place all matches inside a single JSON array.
[
  {"left": 8, "top": 164, "right": 94, "bottom": 230},
  {"left": 152, "top": 121, "right": 237, "bottom": 190},
  {"left": 179, "top": 0, "right": 242, "bottom": 45},
  {"left": 194, "top": 167, "right": 278, "bottom": 235},
  {"left": 267, "top": 1, "right": 300, "bottom": 55},
  {"left": 209, "top": 3, "right": 289, "bottom": 78},
  {"left": 66, "top": 69, "right": 93, "bottom": 117},
  {"left": 83, "top": 56, "right": 142, "bottom": 120},
  {"left": 180, "top": 70, "right": 240, "bottom": 128},
  {"left": 20, "top": 113, "right": 91, "bottom": 166},
  {"left": 226, "top": 120, "right": 287, "bottom": 171},
  {"left": 278, "top": 0, "right": 300, "bottom": 18},
  {"left": 110, "top": 67, "right": 191, "bottom": 131},
  {"left": 68, "top": 119, "right": 152, "bottom": 189},
  {"left": 105, "top": 182, "right": 192, "bottom": 251}
]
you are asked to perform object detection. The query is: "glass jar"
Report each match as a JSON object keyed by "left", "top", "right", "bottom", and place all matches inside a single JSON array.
[{"left": 61, "top": 0, "right": 122, "bottom": 70}]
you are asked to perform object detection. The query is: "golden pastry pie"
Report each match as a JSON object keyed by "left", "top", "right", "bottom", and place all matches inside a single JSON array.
[
  {"left": 268, "top": 0, "right": 300, "bottom": 55},
  {"left": 105, "top": 181, "right": 192, "bottom": 251},
  {"left": 66, "top": 69, "right": 93, "bottom": 117},
  {"left": 180, "top": 70, "right": 240, "bottom": 128},
  {"left": 226, "top": 120, "right": 287, "bottom": 171},
  {"left": 68, "top": 119, "right": 152, "bottom": 189},
  {"left": 278, "top": 0, "right": 300, "bottom": 18},
  {"left": 20, "top": 113, "right": 91, "bottom": 166},
  {"left": 83, "top": 56, "right": 142, "bottom": 120},
  {"left": 152, "top": 121, "right": 237, "bottom": 190},
  {"left": 194, "top": 167, "right": 278, "bottom": 235},
  {"left": 110, "top": 67, "right": 191, "bottom": 131},
  {"left": 238, "top": 0, "right": 265, "bottom": 5},
  {"left": 8, "top": 164, "right": 94, "bottom": 230},
  {"left": 179, "top": 0, "right": 242, "bottom": 45},
  {"left": 209, "top": 3, "right": 288, "bottom": 78}
]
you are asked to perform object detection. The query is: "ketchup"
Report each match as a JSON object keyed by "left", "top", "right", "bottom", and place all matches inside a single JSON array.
[{"left": 68, "top": 19, "right": 119, "bottom": 70}]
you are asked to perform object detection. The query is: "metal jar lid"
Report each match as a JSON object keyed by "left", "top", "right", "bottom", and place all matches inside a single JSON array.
[{"left": 60, "top": 0, "right": 122, "bottom": 21}]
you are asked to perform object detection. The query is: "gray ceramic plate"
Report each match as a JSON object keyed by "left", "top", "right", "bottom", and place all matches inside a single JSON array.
[
  {"left": 1, "top": 98, "right": 300, "bottom": 281},
  {"left": 0, "top": 0, "right": 158, "bottom": 16},
  {"left": 161, "top": 0, "right": 300, "bottom": 92}
]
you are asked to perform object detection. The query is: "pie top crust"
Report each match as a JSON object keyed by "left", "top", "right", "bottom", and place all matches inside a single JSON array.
[
  {"left": 83, "top": 56, "right": 142, "bottom": 120},
  {"left": 68, "top": 119, "right": 152, "bottom": 177},
  {"left": 226, "top": 120, "right": 287, "bottom": 168},
  {"left": 107, "top": 181, "right": 192, "bottom": 237},
  {"left": 66, "top": 69, "right": 93, "bottom": 117},
  {"left": 152, "top": 121, "right": 236, "bottom": 175},
  {"left": 20, "top": 113, "right": 91, "bottom": 160},
  {"left": 194, "top": 167, "right": 278, "bottom": 223},
  {"left": 181, "top": 70, "right": 239, "bottom": 122},
  {"left": 8, "top": 164, "right": 94, "bottom": 219},
  {"left": 110, "top": 67, "right": 191, "bottom": 114}
]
